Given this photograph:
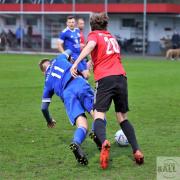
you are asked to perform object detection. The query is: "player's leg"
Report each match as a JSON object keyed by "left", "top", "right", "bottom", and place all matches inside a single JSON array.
[
  {"left": 77, "top": 78, "right": 105, "bottom": 150},
  {"left": 89, "top": 114, "right": 107, "bottom": 151},
  {"left": 70, "top": 114, "right": 89, "bottom": 165},
  {"left": 113, "top": 75, "right": 144, "bottom": 165},
  {"left": 63, "top": 85, "right": 88, "bottom": 165},
  {"left": 93, "top": 110, "right": 106, "bottom": 145},
  {"left": 73, "top": 114, "right": 88, "bottom": 145},
  {"left": 93, "top": 77, "right": 114, "bottom": 169},
  {"left": 94, "top": 110, "right": 110, "bottom": 169},
  {"left": 116, "top": 112, "right": 144, "bottom": 165}
]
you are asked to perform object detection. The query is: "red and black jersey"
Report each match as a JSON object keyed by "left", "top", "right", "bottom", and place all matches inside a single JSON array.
[{"left": 88, "top": 30, "right": 126, "bottom": 81}]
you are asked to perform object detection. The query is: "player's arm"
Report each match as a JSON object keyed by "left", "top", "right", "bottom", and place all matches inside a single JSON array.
[
  {"left": 70, "top": 41, "right": 96, "bottom": 77},
  {"left": 62, "top": 49, "right": 72, "bottom": 59},
  {"left": 41, "top": 101, "right": 56, "bottom": 128},
  {"left": 57, "top": 49, "right": 74, "bottom": 63},
  {"left": 57, "top": 40, "right": 65, "bottom": 53},
  {"left": 41, "top": 102, "right": 56, "bottom": 128},
  {"left": 57, "top": 31, "right": 66, "bottom": 53},
  {"left": 41, "top": 87, "right": 56, "bottom": 128}
]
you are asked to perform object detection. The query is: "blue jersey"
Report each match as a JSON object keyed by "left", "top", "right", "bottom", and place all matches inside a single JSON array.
[
  {"left": 59, "top": 27, "right": 88, "bottom": 72},
  {"left": 59, "top": 27, "right": 81, "bottom": 56},
  {"left": 42, "top": 53, "right": 72, "bottom": 102}
]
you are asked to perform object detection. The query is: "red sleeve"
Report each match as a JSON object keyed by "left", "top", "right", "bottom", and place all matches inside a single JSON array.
[{"left": 88, "top": 32, "right": 98, "bottom": 44}]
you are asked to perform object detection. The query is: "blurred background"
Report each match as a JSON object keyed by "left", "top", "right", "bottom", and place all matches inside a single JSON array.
[{"left": 0, "top": 0, "right": 180, "bottom": 56}]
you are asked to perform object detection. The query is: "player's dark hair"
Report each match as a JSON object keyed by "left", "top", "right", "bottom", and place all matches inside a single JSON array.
[
  {"left": 90, "top": 12, "right": 109, "bottom": 31},
  {"left": 39, "top": 58, "right": 50, "bottom": 72},
  {"left": 67, "top": 15, "right": 75, "bottom": 21}
]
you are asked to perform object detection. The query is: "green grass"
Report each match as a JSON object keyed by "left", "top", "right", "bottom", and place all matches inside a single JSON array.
[{"left": 0, "top": 54, "right": 179, "bottom": 180}]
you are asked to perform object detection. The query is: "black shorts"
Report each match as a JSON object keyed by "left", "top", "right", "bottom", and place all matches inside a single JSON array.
[{"left": 94, "top": 75, "right": 129, "bottom": 113}]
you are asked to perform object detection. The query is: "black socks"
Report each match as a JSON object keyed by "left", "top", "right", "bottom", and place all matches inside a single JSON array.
[
  {"left": 94, "top": 118, "right": 106, "bottom": 144},
  {"left": 94, "top": 118, "right": 139, "bottom": 152},
  {"left": 120, "top": 119, "right": 139, "bottom": 153}
]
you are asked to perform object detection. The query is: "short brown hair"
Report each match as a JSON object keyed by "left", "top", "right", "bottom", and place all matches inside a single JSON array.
[
  {"left": 39, "top": 58, "right": 50, "bottom": 72},
  {"left": 90, "top": 12, "right": 109, "bottom": 31},
  {"left": 67, "top": 15, "right": 75, "bottom": 21}
]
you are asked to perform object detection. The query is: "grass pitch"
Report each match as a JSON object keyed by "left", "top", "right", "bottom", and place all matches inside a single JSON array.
[{"left": 0, "top": 54, "right": 179, "bottom": 180}]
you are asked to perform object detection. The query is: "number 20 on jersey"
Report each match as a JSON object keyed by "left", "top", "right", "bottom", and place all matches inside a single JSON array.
[{"left": 104, "top": 36, "right": 120, "bottom": 55}]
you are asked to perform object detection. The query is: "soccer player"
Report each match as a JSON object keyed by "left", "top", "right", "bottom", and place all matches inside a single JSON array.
[
  {"left": 70, "top": 13, "right": 144, "bottom": 169},
  {"left": 77, "top": 18, "right": 93, "bottom": 70},
  {"left": 57, "top": 16, "right": 90, "bottom": 79},
  {"left": 39, "top": 50, "right": 94, "bottom": 165},
  {"left": 77, "top": 18, "right": 85, "bottom": 49}
]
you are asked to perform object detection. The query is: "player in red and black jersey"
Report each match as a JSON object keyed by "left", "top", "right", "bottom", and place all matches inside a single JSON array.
[
  {"left": 77, "top": 18, "right": 86, "bottom": 50},
  {"left": 71, "top": 12, "right": 144, "bottom": 169}
]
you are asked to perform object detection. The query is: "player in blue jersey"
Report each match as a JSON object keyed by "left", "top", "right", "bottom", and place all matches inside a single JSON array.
[
  {"left": 39, "top": 50, "right": 93, "bottom": 165},
  {"left": 57, "top": 16, "right": 90, "bottom": 79}
]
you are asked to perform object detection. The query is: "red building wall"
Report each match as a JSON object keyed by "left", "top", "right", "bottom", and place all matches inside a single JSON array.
[{"left": 0, "top": 3, "right": 180, "bottom": 13}]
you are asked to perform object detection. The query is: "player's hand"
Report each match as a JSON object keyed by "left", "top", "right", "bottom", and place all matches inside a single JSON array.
[
  {"left": 47, "top": 119, "right": 56, "bottom": 128},
  {"left": 70, "top": 63, "right": 78, "bottom": 78}
]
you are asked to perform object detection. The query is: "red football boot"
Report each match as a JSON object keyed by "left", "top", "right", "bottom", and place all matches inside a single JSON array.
[
  {"left": 100, "top": 140, "right": 111, "bottom": 169},
  {"left": 134, "top": 150, "right": 144, "bottom": 165}
]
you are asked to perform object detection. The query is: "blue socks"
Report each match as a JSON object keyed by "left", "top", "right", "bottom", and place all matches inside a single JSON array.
[
  {"left": 73, "top": 126, "right": 87, "bottom": 145},
  {"left": 73, "top": 119, "right": 107, "bottom": 145}
]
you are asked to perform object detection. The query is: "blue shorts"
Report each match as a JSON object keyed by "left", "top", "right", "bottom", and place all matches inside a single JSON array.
[
  {"left": 62, "top": 77, "right": 94, "bottom": 125},
  {"left": 72, "top": 53, "right": 87, "bottom": 72}
]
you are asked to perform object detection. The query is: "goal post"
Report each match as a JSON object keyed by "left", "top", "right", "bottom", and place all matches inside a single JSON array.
[{"left": 0, "top": 11, "right": 92, "bottom": 54}]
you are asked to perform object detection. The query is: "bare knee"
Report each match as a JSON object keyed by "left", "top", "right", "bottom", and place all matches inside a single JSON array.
[
  {"left": 94, "top": 109, "right": 106, "bottom": 120},
  {"left": 76, "top": 115, "right": 88, "bottom": 129},
  {"left": 116, "top": 112, "right": 127, "bottom": 123}
]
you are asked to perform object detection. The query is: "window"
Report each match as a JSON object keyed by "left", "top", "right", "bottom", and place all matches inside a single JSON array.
[
  {"left": 164, "top": 27, "right": 172, "bottom": 31},
  {"left": 122, "top": 19, "right": 135, "bottom": 27},
  {"left": 5, "top": 17, "right": 16, "bottom": 25},
  {"left": 26, "top": 18, "right": 37, "bottom": 26}
]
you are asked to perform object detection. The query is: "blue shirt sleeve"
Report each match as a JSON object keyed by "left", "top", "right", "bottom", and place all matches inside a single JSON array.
[
  {"left": 41, "top": 84, "right": 54, "bottom": 123},
  {"left": 59, "top": 30, "right": 66, "bottom": 43},
  {"left": 41, "top": 102, "right": 52, "bottom": 123},
  {"left": 61, "top": 49, "right": 72, "bottom": 59},
  {"left": 42, "top": 84, "right": 54, "bottom": 103}
]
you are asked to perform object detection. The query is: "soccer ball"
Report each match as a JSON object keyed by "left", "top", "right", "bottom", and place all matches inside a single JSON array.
[{"left": 114, "top": 129, "right": 129, "bottom": 146}]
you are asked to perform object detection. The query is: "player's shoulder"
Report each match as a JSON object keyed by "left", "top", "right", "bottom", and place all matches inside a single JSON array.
[
  {"left": 56, "top": 53, "right": 66, "bottom": 61},
  {"left": 89, "top": 30, "right": 106, "bottom": 37},
  {"left": 89, "top": 31, "right": 105, "bottom": 40},
  {"left": 97, "top": 30, "right": 111, "bottom": 37},
  {"left": 62, "top": 27, "right": 69, "bottom": 33},
  {"left": 88, "top": 31, "right": 97, "bottom": 38},
  {"left": 89, "top": 31, "right": 97, "bottom": 35},
  {"left": 56, "top": 53, "right": 70, "bottom": 65},
  {"left": 75, "top": 28, "right": 80, "bottom": 32}
]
